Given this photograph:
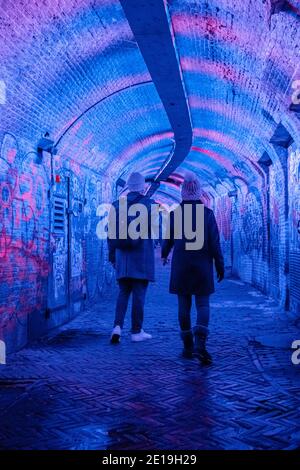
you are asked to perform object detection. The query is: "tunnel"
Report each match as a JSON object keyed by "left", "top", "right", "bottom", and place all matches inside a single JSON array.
[{"left": 0, "top": 0, "right": 300, "bottom": 453}]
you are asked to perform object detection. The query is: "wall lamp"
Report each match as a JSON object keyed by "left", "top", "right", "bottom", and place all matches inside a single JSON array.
[{"left": 37, "top": 132, "right": 57, "bottom": 163}]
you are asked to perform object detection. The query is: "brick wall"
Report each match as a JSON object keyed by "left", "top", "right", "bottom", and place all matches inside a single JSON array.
[
  {"left": 216, "top": 144, "right": 300, "bottom": 315},
  {"left": 1, "top": 0, "right": 300, "bottom": 352},
  {"left": 0, "top": 132, "right": 50, "bottom": 351},
  {"left": 230, "top": 186, "right": 269, "bottom": 292},
  {"left": 214, "top": 196, "right": 232, "bottom": 269},
  {"left": 288, "top": 146, "right": 300, "bottom": 314},
  {"left": 269, "top": 155, "right": 287, "bottom": 307},
  {"left": 0, "top": 0, "right": 170, "bottom": 352},
  {"left": 0, "top": 131, "right": 115, "bottom": 353}
]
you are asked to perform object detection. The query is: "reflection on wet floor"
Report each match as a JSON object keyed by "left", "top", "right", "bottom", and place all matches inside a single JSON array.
[{"left": 0, "top": 263, "right": 300, "bottom": 450}]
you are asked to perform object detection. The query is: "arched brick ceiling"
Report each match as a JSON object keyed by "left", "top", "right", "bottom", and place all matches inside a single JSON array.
[
  {"left": 1, "top": 0, "right": 299, "bottom": 203},
  {"left": 0, "top": 0, "right": 174, "bottom": 185},
  {"left": 165, "top": 0, "right": 300, "bottom": 197}
]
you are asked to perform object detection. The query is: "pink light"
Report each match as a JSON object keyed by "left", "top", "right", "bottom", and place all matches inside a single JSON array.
[
  {"left": 117, "top": 131, "right": 174, "bottom": 166},
  {"left": 170, "top": 173, "right": 184, "bottom": 184},
  {"left": 189, "top": 96, "right": 266, "bottom": 138},
  {"left": 191, "top": 146, "right": 234, "bottom": 173},
  {"left": 160, "top": 181, "right": 181, "bottom": 191},
  {"left": 193, "top": 127, "right": 265, "bottom": 180},
  {"left": 172, "top": 13, "right": 237, "bottom": 44},
  {"left": 181, "top": 57, "right": 240, "bottom": 86},
  {"left": 193, "top": 128, "right": 247, "bottom": 169},
  {"left": 1, "top": 1, "right": 124, "bottom": 61},
  {"left": 181, "top": 56, "right": 284, "bottom": 107},
  {"left": 185, "top": 160, "right": 220, "bottom": 177},
  {"left": 172, "top": 12, "right": 292, "bottom": 76}
]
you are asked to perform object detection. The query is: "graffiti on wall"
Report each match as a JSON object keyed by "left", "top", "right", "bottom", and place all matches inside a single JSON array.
[
  {"left": 268, "top": 158, "right": 286, "bottom": 302},
  {"left": 216, "top": 196, "right": 231, "bottom": 242},
  {"left": 81, "top": 173, "right": 115, "bottom": 300},
  {"left": 215, "top": 196, "right": 232, "bottom": 267},
  {"left": 240, "top": 188, "right": 264, "bottom": 255},
  {"left": 52, "top": 235, "right": 67, "bottom": 302},
  {"left": 269, "top": 161, "right": 282, "bottom": 247},
  {"left": 0, "top": 133, "right": 50, "bottom": 340},
  {"left": 84, "top": 175, "right": 104, "bottom": 299},
  {"left": 69, "top": 172, "right": 86, "bottom": 299},
  {"left": 0, "top": 132, "right": 116, "bottom": 351},
  {"left": 230, "top": 185, "right": 268, "bottom": 290},
  {"left": 289, "top": 148, "right": 300, "bottom": 250}
]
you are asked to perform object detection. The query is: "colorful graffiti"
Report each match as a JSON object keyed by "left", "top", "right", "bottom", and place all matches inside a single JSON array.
[
  {"left": 240, "top": 188, "right": 264, "bottom": 255},
  {"left": 0, "top": 133, "right": 50, "bottom": 347},
  {"left": 0, "top": 132, "right": 116, "bottom": 351},
  {"left": 214, "top": 196, "right": 232, "bottom": 268},
  {"left": 289, "top": 148, "right": 300, "bottom": 249},
  {"left": 84, "top": 176, "right": 115, "bottom": 300},
  {"left": 268, "top": 159, "right": 286, "bottom": 303},
  {"left": 215, "top": 196, "right": 232, "bottom": 242}
]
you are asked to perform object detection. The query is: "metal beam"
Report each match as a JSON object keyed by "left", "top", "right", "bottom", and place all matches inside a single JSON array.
[{"left": 120, "top": 0, "right": 192, "bottom": 193}]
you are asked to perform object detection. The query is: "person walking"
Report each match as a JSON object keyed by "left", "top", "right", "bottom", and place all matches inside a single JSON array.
[
  {"left": 108, "top": 172, "right": 155, "bottom": 344},
  {"left": 161, "top": 172, "right": 224, "bottom": 365}
]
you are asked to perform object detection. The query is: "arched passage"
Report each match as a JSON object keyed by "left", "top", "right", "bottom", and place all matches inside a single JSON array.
[{"left": 1, "top": 0, "right": 300, "bottom": 351}]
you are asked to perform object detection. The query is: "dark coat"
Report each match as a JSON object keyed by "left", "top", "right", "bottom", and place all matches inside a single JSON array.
[
  {"left": 108, "top": 192, "right": 155, "bottom": 282},
  {"left": 161, "top": 201, "right": 224, "bottom": 296}
]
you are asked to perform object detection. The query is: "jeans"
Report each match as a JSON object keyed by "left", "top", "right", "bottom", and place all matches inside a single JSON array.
[
  {"left": 177, "top": 294, "right": 210, "bottom": 332},
  {"left": 114, "top": 278, "right": 149, "bottom": 334}
]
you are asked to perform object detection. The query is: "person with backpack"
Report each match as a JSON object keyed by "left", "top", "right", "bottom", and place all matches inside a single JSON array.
[{"left": 108, "top": 172, "right": 155, "bottom": 344}]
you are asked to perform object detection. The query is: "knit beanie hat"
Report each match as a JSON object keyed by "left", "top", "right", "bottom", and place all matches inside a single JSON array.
[
  {"left": 127, "top": 172, "right": 145, "bottom": 193},
  {"left": 181, "top": 171, "right": 201, "bottom": 201}
]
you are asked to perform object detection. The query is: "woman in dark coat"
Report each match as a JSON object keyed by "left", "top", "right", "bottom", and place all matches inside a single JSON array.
[{"left": 161, "top": 172, "right": 224, "bottom": 364}]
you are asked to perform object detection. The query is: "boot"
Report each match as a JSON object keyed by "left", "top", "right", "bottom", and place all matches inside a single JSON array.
[
  {"left": 193, "top": 325, "right": 212, "bottom": 365},
  {"left": 180, "top": 329, "right": 194, "bottom": 359},
  {"left": 110, "top": 325, "right": 121, "bottom": 344}
]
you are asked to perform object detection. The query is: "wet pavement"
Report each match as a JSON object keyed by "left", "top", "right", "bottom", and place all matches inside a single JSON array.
[{"left": 1, "top": 253, "right": 300, "bottom": 450}]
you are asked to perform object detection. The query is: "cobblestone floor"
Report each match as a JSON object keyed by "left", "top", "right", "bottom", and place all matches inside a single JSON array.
[{"left": 1, "top": 255, "right": 300, "bottom": 450}]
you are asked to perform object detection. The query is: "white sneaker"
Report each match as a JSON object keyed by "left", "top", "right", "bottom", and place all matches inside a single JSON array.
[
  {"left": 110, "top": 325, "right": 121, "bottom": 344},
  {"left": 131, "top": 329, "right": 152, "bottom": 342}
]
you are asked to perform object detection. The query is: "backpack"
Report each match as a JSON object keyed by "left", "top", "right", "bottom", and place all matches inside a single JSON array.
[{"left": 108, "top": 194, "right": 145, "bottom": 251}]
